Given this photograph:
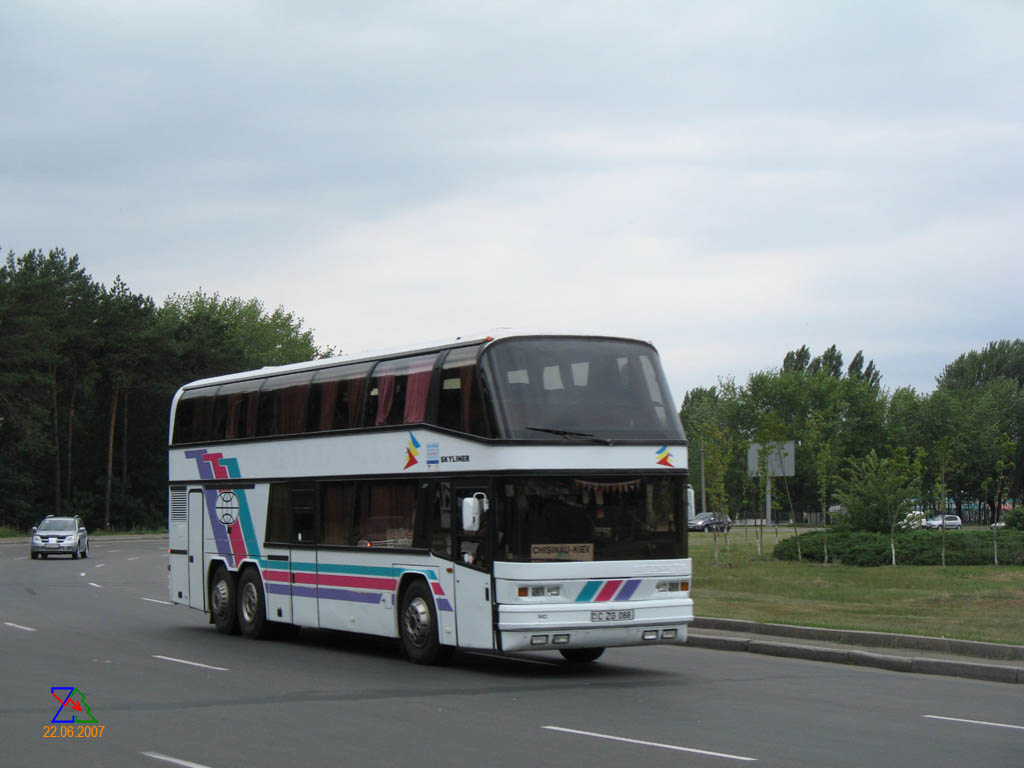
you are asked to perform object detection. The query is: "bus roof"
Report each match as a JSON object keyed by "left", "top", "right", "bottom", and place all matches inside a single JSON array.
[{"left": 175, "top": 330, "right": 655, "bottom": 393}]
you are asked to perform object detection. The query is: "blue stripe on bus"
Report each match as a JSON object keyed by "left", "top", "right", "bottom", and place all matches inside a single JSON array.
[{"left": 575, "top": 581, "right": 602, "bottom": 602}]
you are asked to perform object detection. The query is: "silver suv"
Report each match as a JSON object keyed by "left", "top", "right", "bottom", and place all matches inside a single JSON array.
[
  {"left": 922, "top": 514, "right": 962, "bottom": 530},
  {"left": 31, "top": 516, "right": 89, "bottom": 559}
]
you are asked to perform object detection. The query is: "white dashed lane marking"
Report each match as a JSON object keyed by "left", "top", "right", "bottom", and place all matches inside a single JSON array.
[
  {"left": 4, "top": 622, "right": 37, "bottom": 632},
  {"left": 924, "top": 715, "right": 1024, "bottom": 731},
  {"left": 153, "top": 655, "right": 229, "bottom": 672},
  {"left": 542, "top": 726, "right": 757, "bottom": 761}
]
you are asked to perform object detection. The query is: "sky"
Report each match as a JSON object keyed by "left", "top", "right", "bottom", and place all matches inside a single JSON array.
[{"left": 3, "top": 1, "right": 1022, "bottom": 405}]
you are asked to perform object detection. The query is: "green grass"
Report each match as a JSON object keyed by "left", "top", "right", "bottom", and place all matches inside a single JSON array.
[{"left": 689, "top": 526, "right": 1024, "bottom": 646}]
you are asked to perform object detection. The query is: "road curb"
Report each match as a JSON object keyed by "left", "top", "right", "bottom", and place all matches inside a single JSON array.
[
  {"left": 692, "top": 617, "right": 1024, "bottom": 661},
  {"left": 687, "top": 632, "right": 1024, "bottom": 685}
]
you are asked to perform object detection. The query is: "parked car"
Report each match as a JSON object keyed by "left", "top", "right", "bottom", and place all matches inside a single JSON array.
[
  {"left": 31, "top": 515, "right": 89, "bottom": 559},
  {"left": 688, "top": 512, "right": 732, "bottom": 532},
  {"left": 921, "top": 514, "right": 962, "bottom": 530}
]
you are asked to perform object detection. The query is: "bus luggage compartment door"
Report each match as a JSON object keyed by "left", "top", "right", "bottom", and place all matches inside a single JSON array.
[{"left": 188, "top": 489, "right": 205, "bottom": 609}]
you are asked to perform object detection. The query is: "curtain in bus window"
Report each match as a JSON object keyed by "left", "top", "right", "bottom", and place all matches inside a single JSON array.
[
  {"left": 224, "top": 392, "right": 258, "bottom": 439},
  {"left": 257, "top": 372, "right": 313, "bottom": 437},
  {"left": 266, "top": 484, "right": 290, "bottom": 543},
  {"left": 316, "top": 379, "right": 339, "bottom": 431},
  {"left": 309, "top": 362, "right": 372, "bottom": 431},
  {"left": 321, "top": 483, "right": 355, "bottom": 545},
  {"left": 346, "top": 378, "right": 364, "bottom": 427},
  {"left": 279, "top": 384, "right": 308, "bottom": 434},
  {"left": 358, "top": 481, "right": 416, "bottom": 547},
  {"left": 403, "top": 370, "right": 432, "bottom": 424},
  {"left": 369, "top": 354, "right": 437, "bottom": 427},
  {"left": 375, "top": 375, "right": 396, "bottom": 426}
]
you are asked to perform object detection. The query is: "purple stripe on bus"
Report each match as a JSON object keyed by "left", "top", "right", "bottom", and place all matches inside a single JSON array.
[
  {"left": 318, "top": 588, "right": 386, "bottom": 605},
  {"left": 617, "top": 579, "right": 642, "bottom": 601},
  {"left": 269, "top": 580, "right": 450, "bottom": 611}
]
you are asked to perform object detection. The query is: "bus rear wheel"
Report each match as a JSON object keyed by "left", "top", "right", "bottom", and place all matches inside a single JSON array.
[
  {"left": 238, "top": 568, "right": 269, "bottom": 639},
  {"left": 399, "top": 581, "right": 451, "bottom": 665},
  {"left": 559, "top": 648, "right": 605, "bottom": 663},
  {"left": 210, "top": 565, "right": 239, "bottom": 635}
]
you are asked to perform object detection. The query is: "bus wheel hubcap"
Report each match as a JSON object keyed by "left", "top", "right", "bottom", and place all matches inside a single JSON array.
[
  {"left": 212, "top": 580, "right": 229, "bottom": 615},
  {"left": 242, "top": 583, "right": 257, "bottom": 623},
  {"left": 404, "top": 597, "right": 430, "bottom": 647}
]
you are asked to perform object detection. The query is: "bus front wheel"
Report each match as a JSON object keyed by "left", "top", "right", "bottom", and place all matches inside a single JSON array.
[
  {"left": 559, "top": 648, "right": 605, "bottom": 663},
  {"left": 399, "top": 581, "right": 451, "bottom": 665},
  {"left": 238, "top": 568, "right": 269, "bottom": 639},
  {"left": 210, "top": 565, "right": 239, "bottom": 635}
]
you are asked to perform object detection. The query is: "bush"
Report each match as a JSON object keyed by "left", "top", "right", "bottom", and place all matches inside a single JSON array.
[
  {"left": 1005, "top": 506, "right": 1024, "bottom": 531},
  {"left": 773, "top": 529, "right": 1024, "bottom": 566}
]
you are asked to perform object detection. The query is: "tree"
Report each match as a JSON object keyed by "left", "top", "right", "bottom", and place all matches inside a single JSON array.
[
  {"left": 0, "top": 250, "right": 337, "bottom": 532},
  {"left": 982, "top": 433, "right": 1015, "bottom": 566},
  {"left": 835, "top": 449, "right": 923, "bottom": 566},
  {"left": 0, "top": 249, "right": 100, "bottom": 525},
  {"left": 937, "top": 340, "right": 1024, "bottom": 513},
  {"left": 96, "top": 278, "right": 158, "bottom": 529},
  {"left": 680, "top": 385, "right": 737, "bottom": 564},
  {"left": 158, "top": 290, "right": 331, "bottom": 383}
]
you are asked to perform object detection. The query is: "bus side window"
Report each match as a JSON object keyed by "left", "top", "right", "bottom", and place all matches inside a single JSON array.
[
  {"left": 430, "top": 483, "right": 453, "bottom": 557},
  {"left": 291, "top": 488, "right": 318, "bottom": 544},
  {"left": 321, "top": 482, "right": 355, "bottom": 546},
  {"left": 436, "top": 345, "right": 490, "bottom": 437},
  {"left": 308, "top": 362, "right": 371, "bottom": 432},
  {"left": 266, "top": 483, "right": 290, "bottom": 543},
  {"left": 173, "top": 386, "right": 217, "bottom": 443},
  {"left": 413, "top": 482, "right": 432, "bottom": 549},
  {"left": 365, "top": 355, "right": 437, "bottom": 428}
]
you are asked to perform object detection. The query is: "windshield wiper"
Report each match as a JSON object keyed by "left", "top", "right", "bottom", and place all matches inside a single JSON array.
[{"left": 525, "top": 427, "right": 613, "bottom": 445}]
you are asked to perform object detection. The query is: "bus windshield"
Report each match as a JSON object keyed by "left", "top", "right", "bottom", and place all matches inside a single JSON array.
[
  {"left": 494, "top": 475, "right": 682, "bottom": 562},
  {"left": 481, "top": 338, "right": 685, "bottom": 441}
]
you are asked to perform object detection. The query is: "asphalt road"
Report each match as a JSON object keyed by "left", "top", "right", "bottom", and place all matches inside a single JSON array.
[{"left": 1, "top": 537, "right": 1021, "bottom": 768}]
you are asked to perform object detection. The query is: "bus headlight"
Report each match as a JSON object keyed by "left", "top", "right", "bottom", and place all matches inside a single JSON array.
[
  {"left": 518, "top": 585, "right": 561, "bottom": 598},
  {"left": 656, "top": 581, "right": 688, "bottom": 592}
]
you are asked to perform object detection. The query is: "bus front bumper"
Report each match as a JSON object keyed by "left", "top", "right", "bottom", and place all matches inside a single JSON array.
[{"left": 496, "top": 597, "right": 693, "bottom": 652}]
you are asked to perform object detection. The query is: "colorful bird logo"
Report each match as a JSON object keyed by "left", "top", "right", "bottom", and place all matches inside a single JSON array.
[
  {"left": 404, "top": 433, "right": 421, "bottom": 470},
  {"left": 655, "top": 446, "right": 674, "bottom": 467}
]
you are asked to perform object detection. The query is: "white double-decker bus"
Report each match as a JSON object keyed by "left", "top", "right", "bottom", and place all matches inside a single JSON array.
[{"left": 168, "top": 333, "right": 692, "bottom": 664}]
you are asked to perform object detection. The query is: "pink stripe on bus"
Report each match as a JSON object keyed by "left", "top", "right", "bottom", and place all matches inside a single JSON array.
[{"left": 595, "top": 580, "right": 623, "bottom": 601}]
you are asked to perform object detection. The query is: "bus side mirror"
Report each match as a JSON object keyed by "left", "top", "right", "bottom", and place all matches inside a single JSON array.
[{"left": 461, "top": 493, "right": 488, "bottom": 533}]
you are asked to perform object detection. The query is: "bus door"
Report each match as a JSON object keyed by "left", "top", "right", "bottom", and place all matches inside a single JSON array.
[
  {"left": 188, "top": 489, "right": 205, "bottom": 609},
  {"left": 452, "top": 482, "right": 495, "bottom": 649},
  {"left": 289, "top": 487, "right": 320, "bottom": 629}
]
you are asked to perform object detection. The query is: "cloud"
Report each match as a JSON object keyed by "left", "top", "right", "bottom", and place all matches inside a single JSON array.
[{"left": 2, "top": 1, "right": 1022, "bottom": 405}]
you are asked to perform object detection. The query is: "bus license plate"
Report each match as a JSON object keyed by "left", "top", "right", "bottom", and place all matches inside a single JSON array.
[{"left": 591, "top": 609, "right": 634, "bottom": 622}]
